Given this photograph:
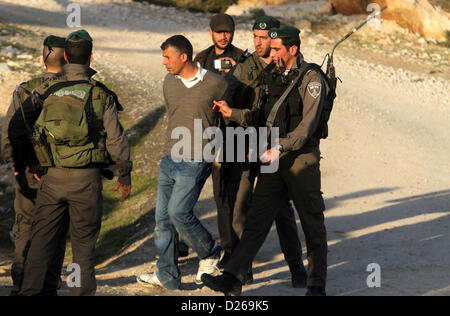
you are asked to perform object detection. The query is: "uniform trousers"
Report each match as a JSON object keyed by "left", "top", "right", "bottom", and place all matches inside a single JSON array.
[
  {"left": 11, "top": 169, "right": 67, "bottom": 295},
  {"left": 20, "top": 167, "right": 103, "bottom": 296},
  {"left": 224, "top": 149, "right": 327, "bottom": 288},
  {"left": 212, "top": 160, "right": 304, "bottom": 267}
]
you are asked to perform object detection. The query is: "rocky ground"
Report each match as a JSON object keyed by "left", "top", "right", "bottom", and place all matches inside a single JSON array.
[{"left": 0, "top": 0, "right": 449, "bottom": 296}]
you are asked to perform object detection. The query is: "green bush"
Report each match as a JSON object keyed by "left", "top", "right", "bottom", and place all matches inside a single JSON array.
[{"left": 135, "top": 0, "right": 237, "bottom": 13}]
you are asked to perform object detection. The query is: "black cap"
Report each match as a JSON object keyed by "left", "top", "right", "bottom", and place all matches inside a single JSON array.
[
  {"left": 43, "top": 35, "right": 66, "bottom": 48},
  {"left": 210, "top": 14, "right": 235, "bottom": 33}
]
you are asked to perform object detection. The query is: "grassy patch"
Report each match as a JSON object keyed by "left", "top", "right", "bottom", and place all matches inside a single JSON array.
[{"left": 63, "top": 173, "right": 157, "bottom": 264}]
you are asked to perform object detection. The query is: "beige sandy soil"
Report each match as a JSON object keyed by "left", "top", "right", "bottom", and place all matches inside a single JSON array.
[{"left": 0, "top": 0, "right": 448, "bottom": 296}]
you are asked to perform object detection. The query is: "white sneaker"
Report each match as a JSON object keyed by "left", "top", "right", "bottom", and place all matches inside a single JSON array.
[
  {"left": 136, "top": 273, "right": 164, "bottom": 288},
  {"left": 196, "top": 248, "right": 224, "bottom": 285}
]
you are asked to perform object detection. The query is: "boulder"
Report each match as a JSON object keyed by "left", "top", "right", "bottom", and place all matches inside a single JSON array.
[
  {"left": 327, "top": 0, "right": 450, "bottom": 42},
  {"left": 0, "top": 63, "right": 12, "bottom": 75},
  {"left": 0, "top": 45, "right": 19, "bottom": 57}
]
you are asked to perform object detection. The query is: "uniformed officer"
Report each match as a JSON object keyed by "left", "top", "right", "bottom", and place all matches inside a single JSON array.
[
  {"left": 19, "top": 29, "right": 132, "bottom": 296},
  {"left": 221, "top": 16, "right": 308, "bottom": 287},
  {"left": 203, "top": 25, "right": 329, "bottom": 296},
  {"left": 1, "top": 35, "right": 69, "bottom": 296}
]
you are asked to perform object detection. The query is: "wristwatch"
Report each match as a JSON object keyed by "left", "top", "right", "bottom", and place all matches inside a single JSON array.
[{"left": 275, "top": 144, "right": 284, "bottom": 153}]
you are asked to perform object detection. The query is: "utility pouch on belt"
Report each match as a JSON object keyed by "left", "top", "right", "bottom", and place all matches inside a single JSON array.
[{"left": 31, "top": 126, "right": 53, "bottom": 167}]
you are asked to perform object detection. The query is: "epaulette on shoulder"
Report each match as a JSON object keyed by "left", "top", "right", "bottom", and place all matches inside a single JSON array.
[{"left": 238, "top": 49, "right": 251, "bottom": 64}]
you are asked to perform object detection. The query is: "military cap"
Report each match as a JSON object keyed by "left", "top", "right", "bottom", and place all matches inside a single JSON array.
[
  {"left": 269, "top": 25, "right": 300, "bottom": 39},
  {"left": 210, "top": 13, "right": 235, "bottom": 32},
  {"left": 66, "top": 29, "right": 93, "bottom": 42},
  {"left": 252, "top": 16, "right": 280, "bottom": 31},
  {"left": 43, "top": 35, "right": 66, "bottom": 48}
]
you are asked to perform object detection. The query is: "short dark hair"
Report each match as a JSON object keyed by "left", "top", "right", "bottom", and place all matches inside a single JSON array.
[
  {"left": 281, "top": 37, "right": 301, "bottom": 56},
  {"left": 65, "top": 39, "right": 93, "bottom": 64},
  {"left": 160, "top": 35, "right": 193, "bottom": 61},
  {"left": 42, "top": 46, "right": 66, "bottom": 68}
]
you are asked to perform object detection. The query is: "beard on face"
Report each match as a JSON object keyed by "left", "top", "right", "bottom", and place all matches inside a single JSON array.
[{"left": 213, "top": 34, "right": 233, "bottom": 50}]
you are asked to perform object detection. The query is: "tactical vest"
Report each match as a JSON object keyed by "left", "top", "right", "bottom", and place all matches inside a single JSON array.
[
  {"left": 260, "top": 69, "right": 303, "bottom": 138},
  {"left": 233, "top": 53, "right": 272, "bottom": 111},
  {"left": 33, "top": 77, "right": 109, "bottom": 168},
  {"left": 19, "top": 77, "right": 44, "bottom": 102}
]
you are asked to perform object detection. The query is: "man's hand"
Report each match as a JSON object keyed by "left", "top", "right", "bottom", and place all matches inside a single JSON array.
[
  {"left": 29, "top": 164, "right": 41, "bottom": 181},
  {"left": 213, "top": 100, "right": 232, "bottom": 118},
  {"left": 259, "top": 148, "right": 281, "bottom": 166},
  {"left": 113, "top": 182, "right": 131, "bottom": 203},
  {"left": 218, "top": 57, "right": 236, "bottom": 73}
]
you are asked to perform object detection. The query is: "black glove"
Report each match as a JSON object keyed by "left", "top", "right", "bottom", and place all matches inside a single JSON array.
[
  {"left": 15, "top": 173, "right": 37, "bottom": 200},
  {"left": 116, "top": 161, "right": 133, "bottom": 186}
]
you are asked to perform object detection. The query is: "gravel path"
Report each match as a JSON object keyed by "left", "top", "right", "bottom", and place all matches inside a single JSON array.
[{"left": 0, "top": 0, "right": 449, "bottom": 296}]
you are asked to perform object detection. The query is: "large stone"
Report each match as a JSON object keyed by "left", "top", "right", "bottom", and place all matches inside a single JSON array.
[
  {"left": 0, "top": 45, "right": 19, "bottom": 57},
  {"left": 0, "top": 63, "right": 12, "bottom": 75},
  {"left": 327, "top": 0, "right": 450, "bottom": 42}
]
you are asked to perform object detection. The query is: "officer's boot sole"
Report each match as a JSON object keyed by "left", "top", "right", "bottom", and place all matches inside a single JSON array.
[{"left": 201, "top": 274, "right": 242, "bottom": 296}]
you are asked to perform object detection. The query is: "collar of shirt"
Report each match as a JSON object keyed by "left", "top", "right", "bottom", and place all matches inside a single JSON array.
[{"left": 176, "top": 64, "right": 207, "bottom": 88}]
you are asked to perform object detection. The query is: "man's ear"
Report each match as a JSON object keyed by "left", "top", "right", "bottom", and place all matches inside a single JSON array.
[
  {"left": 42, "top": 56, "right": 46, "bottom": 67},
  {"left": 180, "top": 53, "right": 188, "bottom": 63},
  {"left": 63, "top": 51, "right": 69, "bottom": 64},
  {"left": 209, "top": 29, "right": 213, "bottom": 38},
  {"left": 289, "top": 45, "right": 299, "bottom": 57},
  {"left": 89, "top": 53, "right": 93, "bottom": 64}
]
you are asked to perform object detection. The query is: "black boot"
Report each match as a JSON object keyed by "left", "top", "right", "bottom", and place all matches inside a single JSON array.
[
  {"left": 289, "top": 263, "right": 307, "bottom": 288},
  {"left": 217, "top": 252, "right": 231, "bottom": 270},
  {"left": 243, "top": 268, "right": 253, "bottom": 285},
  {"left": 201, "top": 272, "right": 242, "bottom": 296},
  {"left": 305, "top": 286, "right": 326, "bottom": 296}
]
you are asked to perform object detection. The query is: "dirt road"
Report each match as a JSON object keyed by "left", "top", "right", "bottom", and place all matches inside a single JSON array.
[{"left": 0, "top": 0, "right": 449, "bottom": 296}]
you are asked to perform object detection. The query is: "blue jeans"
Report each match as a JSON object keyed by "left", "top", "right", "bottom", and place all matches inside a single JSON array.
[{"left": 154, "top": 155, "right": 221, "bottom": 290}]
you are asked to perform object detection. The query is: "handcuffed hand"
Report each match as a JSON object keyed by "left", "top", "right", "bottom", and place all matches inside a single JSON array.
[
  {"left": 213, "top": 100, "right": 232, "bottom": 118},
  {"left": 259, "top": 148, "right": 281, "bottom": 166},
  {"left": 114, "top": 182, "right": 131, "bottom": 203}
]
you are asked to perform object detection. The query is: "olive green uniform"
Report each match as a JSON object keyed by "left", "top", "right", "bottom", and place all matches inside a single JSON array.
[
  {"left": 224, "top": 55, "right": 329, "bottom": 289},
  {"left": 19, "top": 64, "right": 132, "bottom": 296},
  {"left": 225, "top": 52, "right": 304, "bottom": 268},
  {"left": 1, "top": 73, "right": 68, "bottom": 295}
]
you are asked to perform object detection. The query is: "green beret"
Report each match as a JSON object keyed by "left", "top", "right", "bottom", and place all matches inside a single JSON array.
[
  {"left": 66, "top": 29, "right": 93, "bottom": 42},
  {"left": 269, "top": 25, "right": 300, "bottom": 39},
  {"left": 253, "top": 16, "right": 280, "bottom": 31},
  {"left": 43, "top": 35, "right": 66, "bottom": 48}
]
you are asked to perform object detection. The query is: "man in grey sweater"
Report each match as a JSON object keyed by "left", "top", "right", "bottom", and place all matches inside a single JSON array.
[{"left": 137, "top": 35, "right": 228, "bottom": 290}]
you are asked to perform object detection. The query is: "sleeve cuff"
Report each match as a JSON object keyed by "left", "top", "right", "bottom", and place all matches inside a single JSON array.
[
  {"left": 117, "top": 161, "right": 133, "bottom": 185},
  {"left": 279, "top": 138, "right": 292, "bottom": 153},
  {"left": 118, "top": 173, "right": 131, "bottom": 186},
  {"left": 229, "top": 108, "right": 242, "bottom": 123}
]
